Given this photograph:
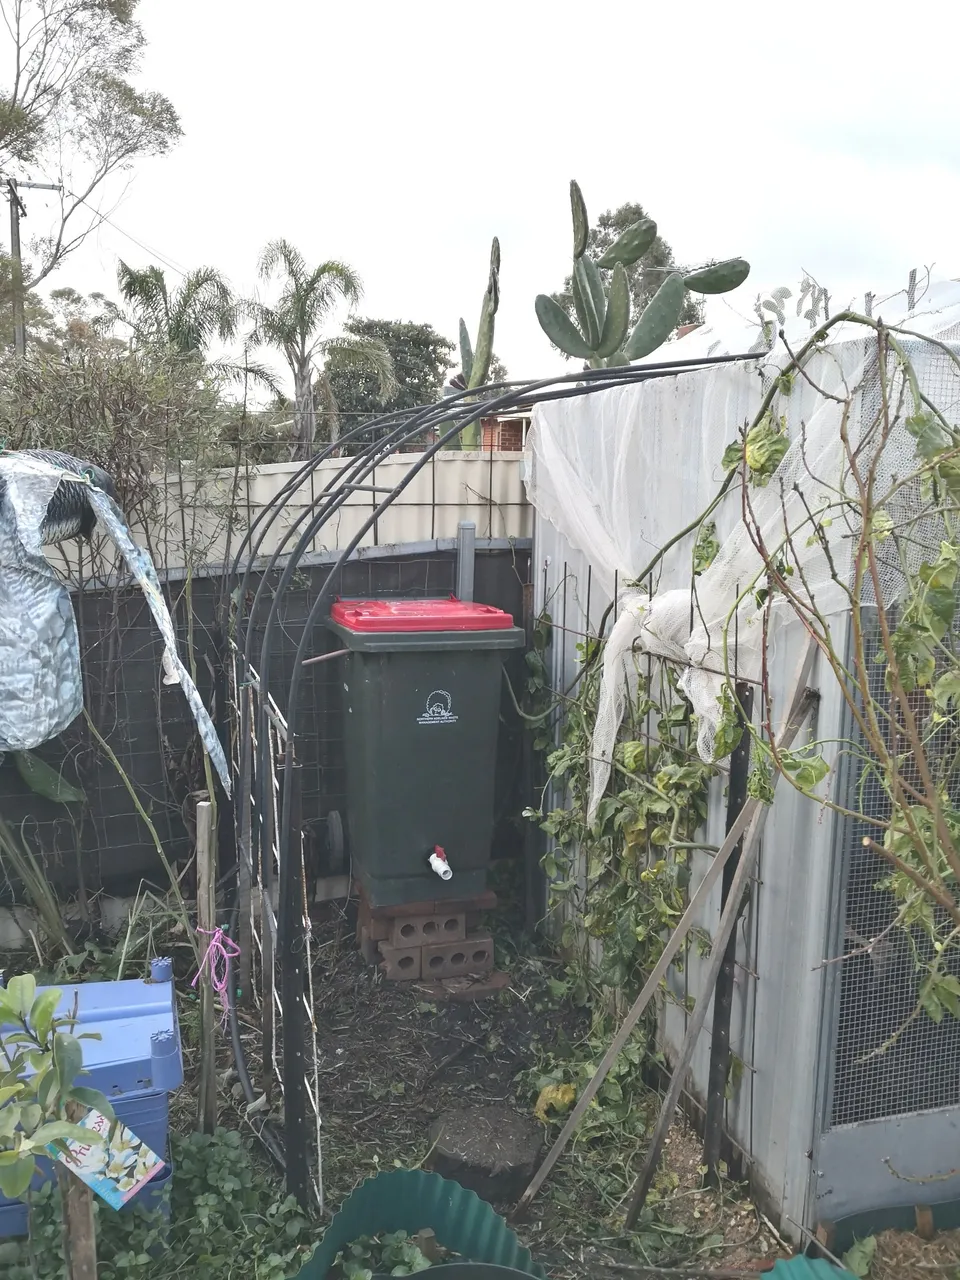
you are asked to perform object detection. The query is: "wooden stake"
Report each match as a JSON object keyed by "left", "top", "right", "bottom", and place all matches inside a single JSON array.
[
  {"left": 624, "top": 801, "right": 770, "bottom": 1226},
  {"left": 58, "top": 1103, "right": 97, "bottom": 1280},
  {"left": 514, "top": 640, "right": 818, "bottom": 1220},
  {"left": 58, "top": 1167, "right": 97, "bottom": 1280},
  {"left": 915, "top": 1205, "right": 935, "bottom": 1241},
  {"left": 196, "top": 798, "right": 218, "bottom": 1133}
]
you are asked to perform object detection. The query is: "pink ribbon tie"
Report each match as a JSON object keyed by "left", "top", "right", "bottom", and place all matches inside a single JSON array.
[{"left": 191, "top": 927, "right": 241, "bottom": 1027}]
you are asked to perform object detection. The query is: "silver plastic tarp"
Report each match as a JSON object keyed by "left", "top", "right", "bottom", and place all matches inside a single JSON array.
[{"left": 0, "top": 453, "right": 230, "bottom": 795}]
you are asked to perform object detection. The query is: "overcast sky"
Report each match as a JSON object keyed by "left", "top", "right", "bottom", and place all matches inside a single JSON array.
[{"left": 18, "top": 0, "right": 960, "bottom": 384}]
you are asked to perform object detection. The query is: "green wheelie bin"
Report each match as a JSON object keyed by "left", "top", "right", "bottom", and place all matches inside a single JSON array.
[{"left": 326, "top": 597, "right": 524, "bottom": 908}]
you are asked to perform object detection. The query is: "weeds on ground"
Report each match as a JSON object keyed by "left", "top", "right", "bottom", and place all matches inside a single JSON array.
[
  {"left": 330, "top": 1230, "right": 447, "bottom": 1277},
  {"left": 0, "top": 1128, "right": 317, "bottom": 1280},
  {"left": 508, "top": 957, "right": 772, "bottom": 1275}
]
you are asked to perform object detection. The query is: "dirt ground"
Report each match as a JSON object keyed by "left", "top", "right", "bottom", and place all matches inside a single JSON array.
[
  {"left": 269, "top": 904, "right": 960, "bottom": 1277},
  {"left": 235, "top": 900, "right": 790, "bottom": 1278}
]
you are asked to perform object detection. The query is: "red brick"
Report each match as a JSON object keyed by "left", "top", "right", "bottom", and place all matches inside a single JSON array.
[
  {"left": 415, "top": 971, "right": 510, "bottom": 1002},
  {"left": 377, "top": 942, "right": 421, "bottom": 981},
  {"left": 421, "top": 931, "right": 494, "bottom": 980},
  {"left": 366, "top": 914, "right": 392, "bottom": 943},
  {"left": 392, "top": 912, "right": 465, "bottom": 949},
  {"left": 358, "top": 924, "right": 381, "bottom": 966},
  {"left": 357, "top": 897, "right": 392, "bottom": 942}
]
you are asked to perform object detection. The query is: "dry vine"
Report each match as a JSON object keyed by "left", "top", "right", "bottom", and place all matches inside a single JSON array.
[{"left": 716, "top": 315, "right": 960, "bottom": 1036}]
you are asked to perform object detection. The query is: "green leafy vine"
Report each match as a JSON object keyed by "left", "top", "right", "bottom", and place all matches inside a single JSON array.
[{"left": 526, "top": 642, "right": 715, "bottom": 1005}]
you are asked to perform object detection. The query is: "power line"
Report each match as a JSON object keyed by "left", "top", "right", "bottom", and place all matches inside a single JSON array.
[
  {"left": 5, "top": 169, "right": 191, "bottom": 277},
  {"left": 68, "top": 191, "right": 189, "bottom": 277}
]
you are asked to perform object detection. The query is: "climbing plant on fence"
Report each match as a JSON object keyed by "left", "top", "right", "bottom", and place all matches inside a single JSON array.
[
  {"left": 525, "top": 631, "right": 715, "bottom": 1013},
  {"left": 532, "top": 311, "right": 960, "bottom": 1052},
  {"left": 718, "top": 315, "right": 960, "bottom": 1037}
]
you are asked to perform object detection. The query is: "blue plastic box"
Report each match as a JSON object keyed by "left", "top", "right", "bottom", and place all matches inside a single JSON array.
[
  {"left": 0, "top": 1149, "right": 174, "bottom": 1239},
  {"left": 0, "top": 958, "right": 182, "bottom": 1238}
]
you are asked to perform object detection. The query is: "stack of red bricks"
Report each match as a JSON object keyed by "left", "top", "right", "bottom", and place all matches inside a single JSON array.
[{"left": 357, "top": 889, "right": 497, "bottom": 983}]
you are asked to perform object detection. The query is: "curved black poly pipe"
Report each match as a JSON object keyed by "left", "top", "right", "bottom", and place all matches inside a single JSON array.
[
  {"left": 241, "top": 382, "right": 530, "bottom": 882},
  {"left": 227, "top": 351, "right": 766, "bottom": 1187}
]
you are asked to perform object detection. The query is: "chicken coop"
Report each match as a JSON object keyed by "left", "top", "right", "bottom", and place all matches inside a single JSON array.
[{"left": 527, "top": 284, "right": 960, "bottom": 1243}]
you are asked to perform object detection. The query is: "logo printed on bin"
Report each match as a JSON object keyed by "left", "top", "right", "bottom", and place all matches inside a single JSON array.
[{"left": 417, "top": 690, "right": 458, "bottom": 725}]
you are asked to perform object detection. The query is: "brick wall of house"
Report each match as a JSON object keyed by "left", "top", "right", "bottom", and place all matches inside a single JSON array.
[{"left": 481, "top": 417, "right": 526, "bottom": 451}]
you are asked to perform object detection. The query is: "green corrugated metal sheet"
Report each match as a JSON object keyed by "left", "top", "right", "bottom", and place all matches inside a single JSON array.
[
  {"left": 294, "top": 1168, "right": 545, "bottom": 1279},
  {"left": 769, "top": 1257, "right": 843, "bottom": 1278},
  {"left": 376, "top": 1269, "right": 532, "bottom": 1278}
]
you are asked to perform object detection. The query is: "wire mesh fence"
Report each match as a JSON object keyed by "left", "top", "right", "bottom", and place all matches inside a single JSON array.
[
  {"left": 828, "top": 605, "right": 960, "bottom": 1128},
  {"left": 228, "top": 649, "right": 326, "bottom": 1206}
]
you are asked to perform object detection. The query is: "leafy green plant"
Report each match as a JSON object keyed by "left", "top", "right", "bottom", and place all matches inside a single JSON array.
[
  {"left": 12, "top": 752, "right": 85, "bottom": 805},
  {"left": 719, "top": 315, "right": 960, "bottom": 1044},
  {"left": 332, "top": 1230, "right": 439, "bottom": 1278},
  {"left": 516, "top": 629, "right": 723, "bottom": 1233},
  {"left": 517, "top": 611, "right": 555, "bottom": 752},
  {"left": 0, "top": 974, "right": 113, "bottom": 1199},
  {"left": 528, "top": 647, "right": 714, "bottom": 999},
  {"left": 0, "top": 1127, "right": 317, "bottom": 1280},
  {"left": 0, "top": 818, "right": 75, "bottom": 958},
  {"left": 692, "top": 522, "right": 720, "bottom": 576},
  {"left": 0, "top": 750, "right": 86, "bottom": 959},
  {"left": 521, "top": 1023, "right": 651, "bottom": 1143},
  {"left": 720, "top": 410, "right": 789, "bottom": 486},
  {"left": 841, "top": 1235, "right": 876, "bottom": 1277},
  {"left": 536, "top": 180, "right": 749, "bottom": 368}
]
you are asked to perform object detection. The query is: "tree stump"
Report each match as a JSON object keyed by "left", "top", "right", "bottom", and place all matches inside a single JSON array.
[{"left": 427, "top": 1104, "right": 544, "bottom": 1203}]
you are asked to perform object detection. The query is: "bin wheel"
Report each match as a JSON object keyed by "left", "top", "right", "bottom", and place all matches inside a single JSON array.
[{"left": 326, "top": 810, "right": 345, "bottom": 873}]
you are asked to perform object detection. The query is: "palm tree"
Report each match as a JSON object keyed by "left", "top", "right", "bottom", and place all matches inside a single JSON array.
[
  {"left": 249, "top": 239, "right": 396, "bottom": 459},
  {"left": 117, "top": 261, "right": 280, "bottom": 396},
  {"left": 117, "top": 261, "right": 238, "bottom": 356}
]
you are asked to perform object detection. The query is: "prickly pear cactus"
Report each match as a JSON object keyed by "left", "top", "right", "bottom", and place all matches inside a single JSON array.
[{"left": 536, "top": 179, "right": 751, "bottom": 367}]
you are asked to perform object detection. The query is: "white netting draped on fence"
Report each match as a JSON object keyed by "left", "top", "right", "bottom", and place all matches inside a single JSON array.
[{"left": 525, "top": 284, "right": 960, "bottom": 820}]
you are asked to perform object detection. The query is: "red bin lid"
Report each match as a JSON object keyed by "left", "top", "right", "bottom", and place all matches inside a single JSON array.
[{"left": 330, "top": 597, "right": 516, "bottom": 633}]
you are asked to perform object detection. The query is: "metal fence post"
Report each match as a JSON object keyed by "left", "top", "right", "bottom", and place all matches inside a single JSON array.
[
  {"left": 279, "top": 754, "right": 309, "bottom": 1206},
  {"left": 456, "top": 521, "right": 476, "bottom": 602}
]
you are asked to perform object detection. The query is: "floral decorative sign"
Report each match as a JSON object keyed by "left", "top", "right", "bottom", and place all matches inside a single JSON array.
[{"left": 46, "top": 1108, "right": 165, "bottom": 1210}]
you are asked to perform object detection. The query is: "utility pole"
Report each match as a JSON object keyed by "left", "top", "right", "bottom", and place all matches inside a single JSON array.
[
  {"left": 5, "top": 177, "right": 62, "bottom": 355},
  {"left": 7, "top": 178, "right": 27, "bottom": 355}
]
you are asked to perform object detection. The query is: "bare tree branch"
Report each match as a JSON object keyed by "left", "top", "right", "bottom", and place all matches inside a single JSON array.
[{"left": 0, "top": 0, "right": 180, "bottom": 286}]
